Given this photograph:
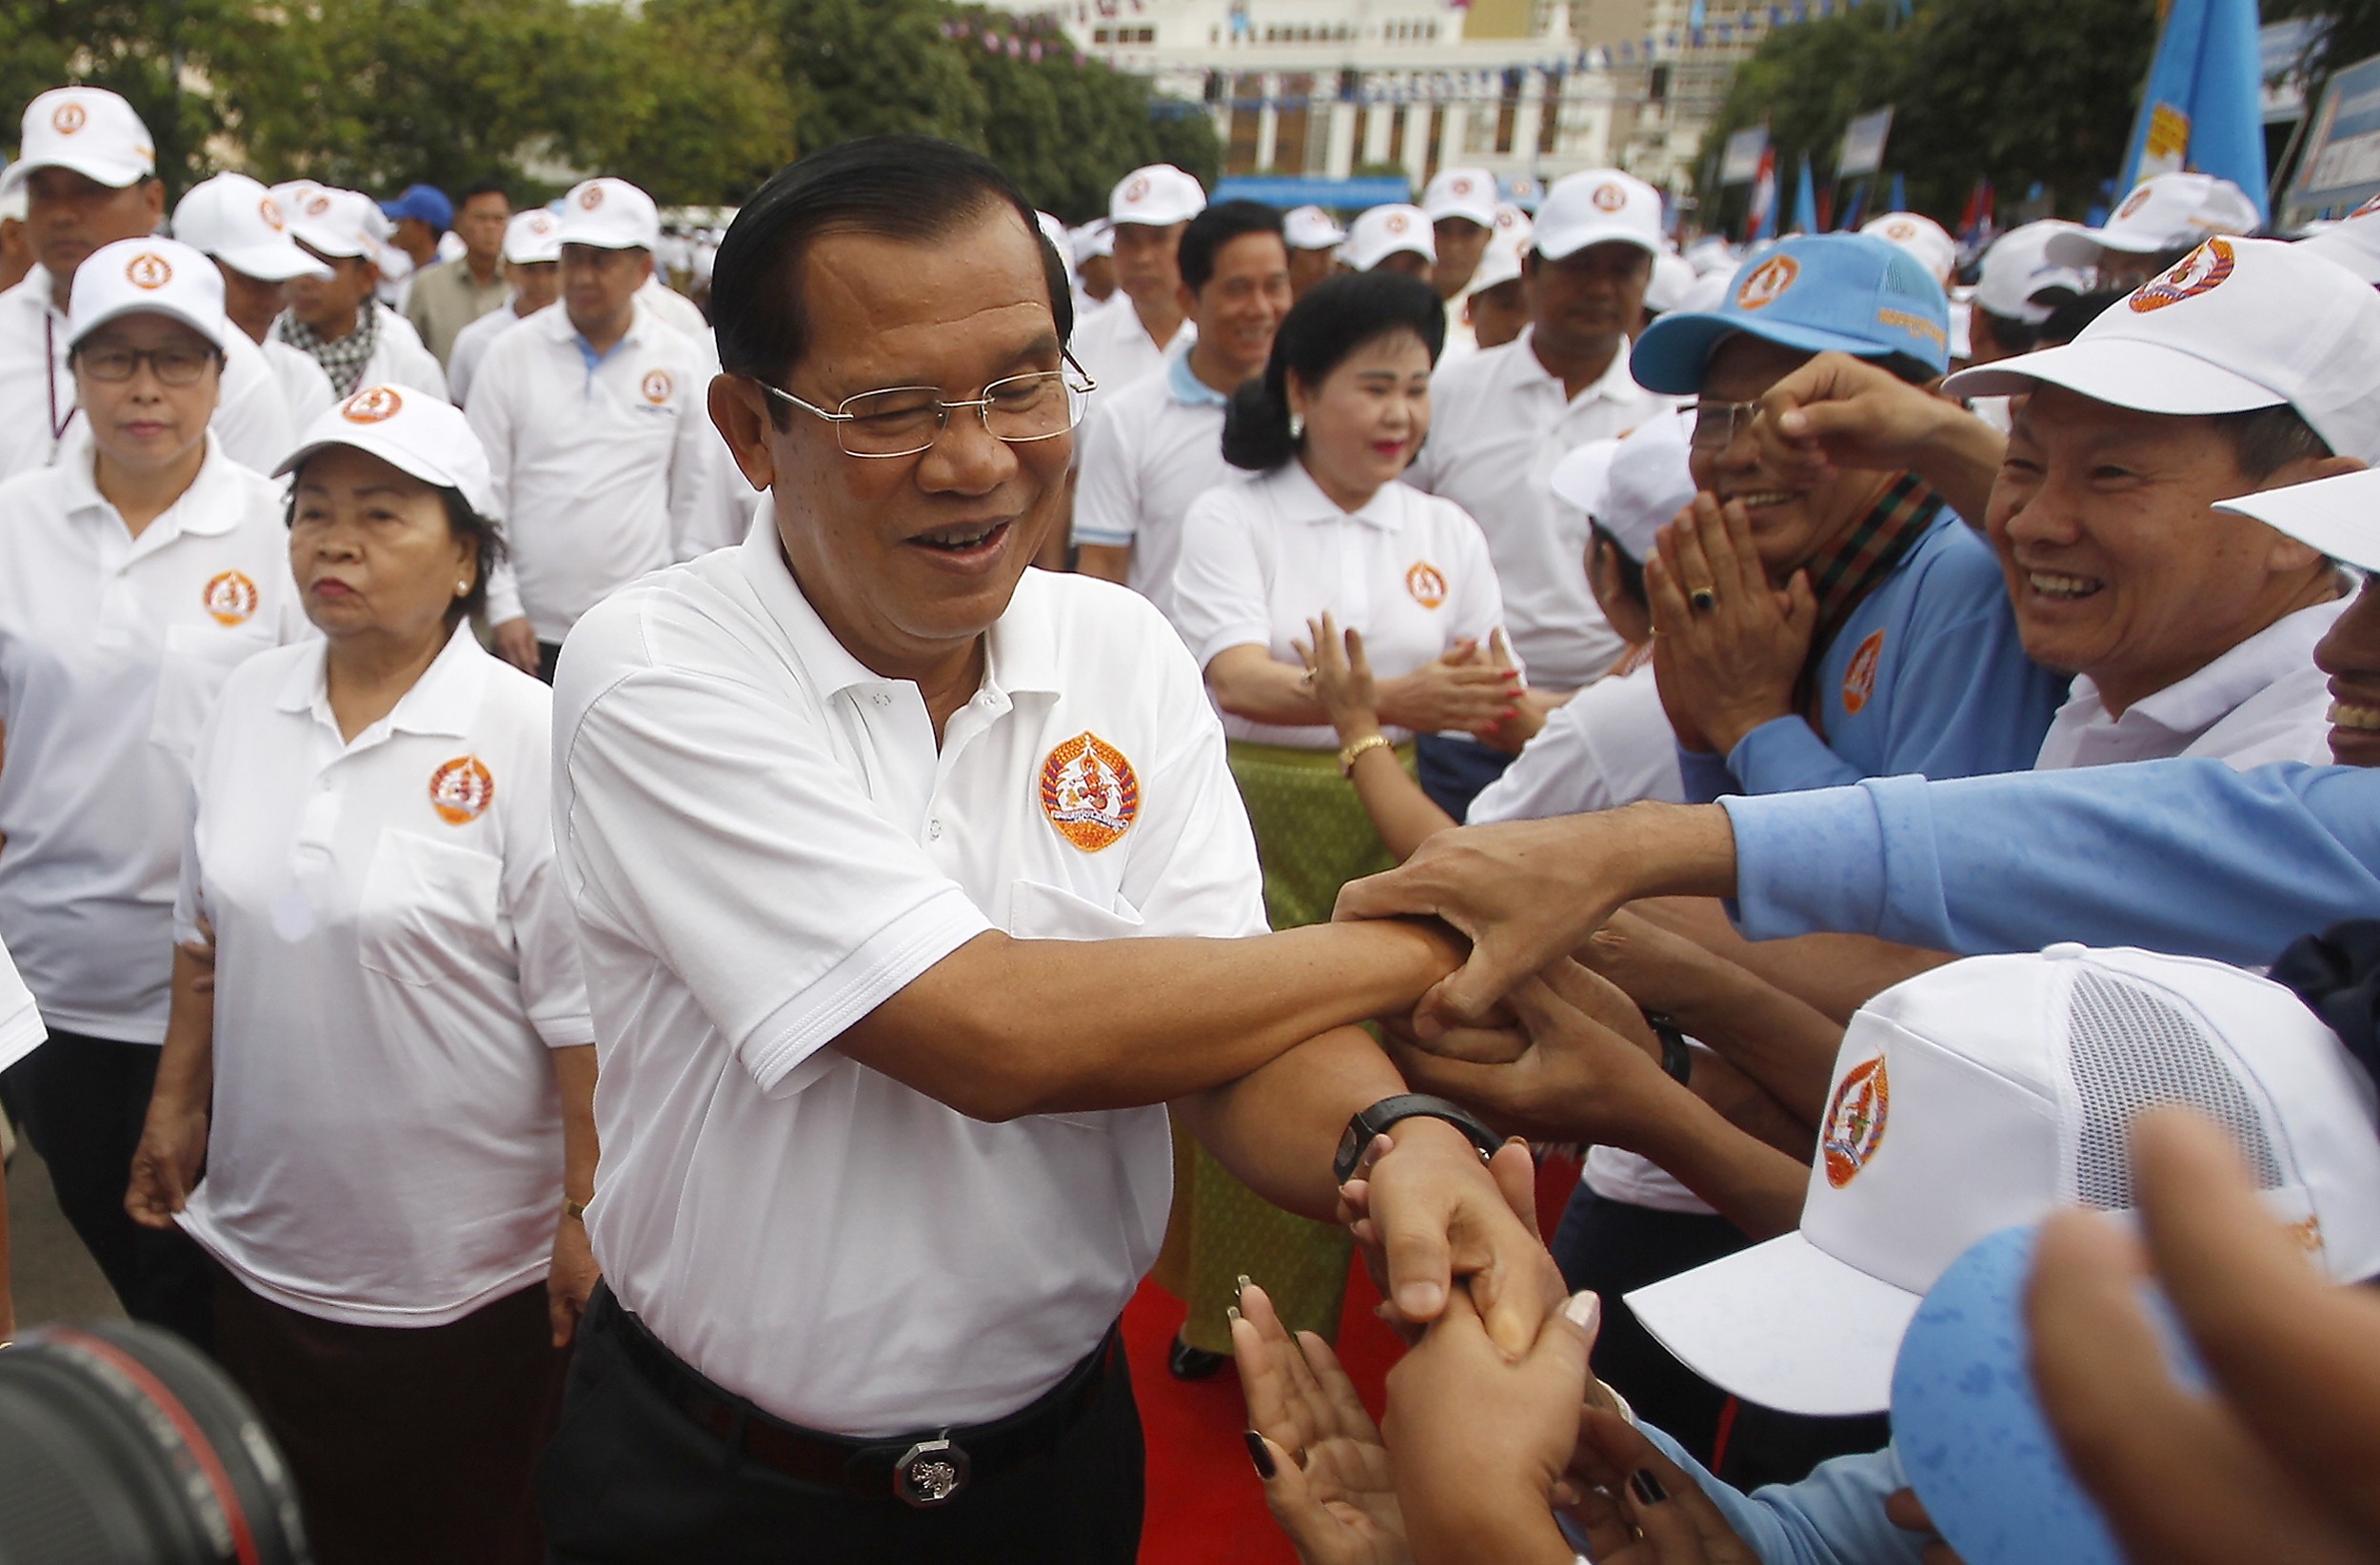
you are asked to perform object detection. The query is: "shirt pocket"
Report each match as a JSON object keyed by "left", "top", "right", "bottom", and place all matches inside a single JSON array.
[
  {"left": 149, "top": 623, "right": 272, "bottom": 768},
  {"left": 356, "top": 830, "right": 505, "bottom": 987}
]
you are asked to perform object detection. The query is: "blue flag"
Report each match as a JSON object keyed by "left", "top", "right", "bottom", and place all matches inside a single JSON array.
[
  {"left": 1837, "top": 178, "right": 1868, "bottom": 230},
  {"left": 2118, "top": 0, "right": 2268, "bottom": 223},
  {"left": 1889, "top": 170, "right": 1906, "bottom": 213},
  {"left": 1792, "top": 153, "right": 1819, "bottom": 234}
]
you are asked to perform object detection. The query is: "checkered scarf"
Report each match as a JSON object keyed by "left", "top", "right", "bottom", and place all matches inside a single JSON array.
[
  {"left": 277, "top": 304, "right": 380, "bottom": 399},
  {"left": 1795, "top": 472, "right": 1945, "bottom": 723}
]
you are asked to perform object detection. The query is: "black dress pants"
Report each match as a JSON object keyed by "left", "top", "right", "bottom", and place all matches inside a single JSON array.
[
  {"left": 1, "top": 1027, "right": 214, "bottom": 1350},
  {"left": 538, "top": 1289, "right": 1145, "bottom": 1564}
]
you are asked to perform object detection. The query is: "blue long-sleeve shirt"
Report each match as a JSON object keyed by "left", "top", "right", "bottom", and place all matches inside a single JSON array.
[
  {"left": 1720, "top": 759, "right": 2380, "bottom": 966},
  {"left": 1566, "top": 1425, "right": 1925, "bottom": 1565},
  {"left": 1680, "top": 512, "right": 2068, "bottom": 803}
]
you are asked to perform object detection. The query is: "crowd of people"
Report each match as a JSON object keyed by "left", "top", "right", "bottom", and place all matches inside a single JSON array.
[{"left": 3, "top": 66, "right": 2380, "bottom": 1565}]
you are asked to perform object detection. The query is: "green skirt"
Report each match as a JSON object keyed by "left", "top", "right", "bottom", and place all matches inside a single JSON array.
[{"left": 1173, "top": 738, "right": 1414, "bottom": 1353}]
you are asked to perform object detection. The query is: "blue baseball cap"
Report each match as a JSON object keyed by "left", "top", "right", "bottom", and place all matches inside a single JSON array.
[
  {"left": 1629, "top": 231, "right": 1950, "bottom": 395},
  {"left": 380, "top": 183, "right": 451, "bottom": 231}
]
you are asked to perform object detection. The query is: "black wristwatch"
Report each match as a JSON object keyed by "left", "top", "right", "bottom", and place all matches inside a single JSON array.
[
  {"left": 1334, "top": 1094, "right": 1502, "bottom": 1184},
  {"left": 1647, "top": 1012, "right": 1694, "bottom": 1085}
]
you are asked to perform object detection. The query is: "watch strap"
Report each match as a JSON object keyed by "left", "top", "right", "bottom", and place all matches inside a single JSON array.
[{"left": 1335, "top": 1093, "right": 1500, "bottom": 1184}]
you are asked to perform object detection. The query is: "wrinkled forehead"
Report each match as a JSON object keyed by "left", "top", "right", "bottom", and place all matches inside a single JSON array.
[{"left": 794, "top": 208, "right": 1061, "bottom": 394}]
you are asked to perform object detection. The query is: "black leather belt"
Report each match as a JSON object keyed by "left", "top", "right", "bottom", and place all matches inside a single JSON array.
[{"left": 591, "top": 1284, "right": 1118, "bottom": 1508}]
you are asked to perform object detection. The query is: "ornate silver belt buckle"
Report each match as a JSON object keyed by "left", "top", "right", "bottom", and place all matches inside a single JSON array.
[{"left": 893, "top": 1437, "right": 970, "bottom": 1508}]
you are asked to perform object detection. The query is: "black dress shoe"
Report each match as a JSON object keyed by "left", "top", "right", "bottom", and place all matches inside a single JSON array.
[{"left": 1167, "top": 1332, "right": 1228, "bottom": 1381}]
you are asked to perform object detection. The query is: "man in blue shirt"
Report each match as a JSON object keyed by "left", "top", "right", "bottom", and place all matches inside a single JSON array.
[{"left": 1626, "top": 233, "right": 2067, "bottom": 802}]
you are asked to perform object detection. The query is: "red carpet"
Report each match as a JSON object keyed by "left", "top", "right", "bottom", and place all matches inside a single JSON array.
[{"left": 1128, "top": 1152, "right": 1581, "bottom": 1562}]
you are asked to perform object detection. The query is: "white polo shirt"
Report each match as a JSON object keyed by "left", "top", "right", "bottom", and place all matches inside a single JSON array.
[
  {"left": 262, "top": 337, "right": 337, "bottom": 426},
  {"left": 445, "top": 298, "right": 532, "bottom": 406},
  {"left": 1468, "top": 659, "right": 1681, "bottom": 825},
  {"left": 2033, "top": 597, "right": 2345, "bottom": 772},
  {"left": 175, "top": 625, "right": 592, "bottom": 1326},
  {"left": 0, "top": 267, "right": 297, "bottom": 481},
  {"left": 0, "top": 935, "right": 45, "bottom": 1078},
  {"left": 1069, "top": 296, "right": 1194, "bottom": 394},
  {"left": 0, "top": 433, "right": 305, "bottom": 1042},
  {"left": 554, "top": 506, "right": 1266, "bottom": 1435},
  {"left": 1071, "top": 344, "right": 1244, "bottom": 631},
  {"left": 466, "top": 300, "right": 716, "bottom": 644},
  {"left": 1405, "top": 327, "right": 1669, "bottom": 690},
  {"left": 1171, "top": 462, "right": 1511, "bottom": 748}
]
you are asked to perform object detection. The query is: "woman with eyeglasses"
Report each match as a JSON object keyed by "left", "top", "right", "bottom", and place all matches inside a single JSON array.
[
  {"left": 126, "top": 387, "right": 595, "bottom": 1565},
  {"left": 0, "top": 238, "right": 306, "bottom": 1353},
  {"left": 1164, "top": 271, "right": 1521, "bottom": 1374}
]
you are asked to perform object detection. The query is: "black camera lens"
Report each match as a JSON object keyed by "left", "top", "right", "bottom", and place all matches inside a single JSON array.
[{"left": 0, "top": 1320, "right": 307, "bottom": 1564}]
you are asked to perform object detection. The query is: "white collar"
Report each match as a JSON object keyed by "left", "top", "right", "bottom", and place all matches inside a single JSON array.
[
  {"left": 1513, "top": 325, "right": 1642, "bottom": 408},
  {"left": 1268, "top": 459, "right": 1401, "bottom": 532},
  {"left": 60, "top": 430, "right": 243, "bottom": 540},
  {"left": 274, "top": 620, "right": 490, "bottom": 741},
  {"left": 2070, "top": 595, "right": 2348, "bottom": 734}
]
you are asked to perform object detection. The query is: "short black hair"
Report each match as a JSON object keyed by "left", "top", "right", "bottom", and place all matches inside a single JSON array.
[
  {"left": 2040, "top": 287, "right": 2128, "bottom": 347},
  {"left": 1180, "top": 200, "right": 1285, "bottom": 296},
  {"left": 280, "top": 474, "right": 507, "bottom": 633},
  {"left": 1221, "top": 270, "right": 1446, "bottom": 471},
  {"left": 711, "top": 136, "right": 1070, "bottom": 425},
  {"left": 459, "top": 179, "right": 511, "bottom": 208},
  {"left": 1589, "top": 522, "right": 1648, "bottom": 607},
  {"left": 2212, "top": 404, "right": 2332, "bottom": 481}
]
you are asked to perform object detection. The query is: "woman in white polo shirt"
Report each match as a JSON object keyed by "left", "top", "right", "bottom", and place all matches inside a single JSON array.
[
  {"left": 1168, "top": 270, "right": 1518, "bottom": 1372},
  {"left": 0, "top": 237, "right": 304, "bottom": 1352},
  {"left": 125, "top": 387, "right": 597, "bottom": 1565}
]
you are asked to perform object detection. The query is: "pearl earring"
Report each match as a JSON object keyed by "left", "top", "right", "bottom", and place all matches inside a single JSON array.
[
  {"left": 455, "top": 581, "right": 471, "bottom": 596},
  {"left": 1288, "top": 412, "right": 1305, "bottom": 441}
]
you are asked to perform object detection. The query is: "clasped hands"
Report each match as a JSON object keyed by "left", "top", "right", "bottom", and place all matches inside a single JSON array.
[
  {"left": 1295, "top": 611, "right": 1546, "bottom": 754},
  {"left": 1644, "top": 494, "right": 1815, "bottom": 759}
]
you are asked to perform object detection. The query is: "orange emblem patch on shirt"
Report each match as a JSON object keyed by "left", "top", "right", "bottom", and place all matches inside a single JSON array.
[
  {"left": 203, "top": 570, "right": 258, "bottom": 626},
  {"left": 1041, "top": 733, "right": 1140, "bottom": 853},
  {"left": 1840, "top": 628, "right": 1885, "bottom": 715},
  {"left": 1821, "top": 1056, "right": 1889, "bottom": 1189},
  {"left": 641, "top": 368, "right": 673, "bottom": 404},
  {"left": 1406, "top": 561, "right": 1449, "bottom": 609},
  {"left": 429, "top": 756, "right": 496, "bottom": 825}
]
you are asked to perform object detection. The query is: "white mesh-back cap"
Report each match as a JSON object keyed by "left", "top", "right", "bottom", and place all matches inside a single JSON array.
[{"left": 1627, "top": 944, "right": 2380, "bottom": 1417}]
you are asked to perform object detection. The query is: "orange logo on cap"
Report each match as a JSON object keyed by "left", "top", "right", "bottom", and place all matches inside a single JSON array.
[
  {"left": 1452, "top": 176, "right": 1474, "bottom": 195},
  {"left": 202, "top": 570, "right": 258, "bottom": 626},
  {"left": 124, "top": 251, "right": 171, "bottom": 290},
  {"left": 305, "top": 193, "right": 331, "bottom": 217},
  {"left": 2117, "top": 185, "right": 2156, "bottom": 221},
  {"left": 1123, "top": 174, "right": 1150, "bottom": 203},
  {"left": 2128, "top": 237, "right": 2234, "bottom": 314},
  {"left": 341, "top": 386, "right": 403, "bottom": 423},
  {"left": 579, "top": 184, "right": 605, "bottom": 210},
  {"left": 1885, "top": 218, "right": 1915, "bottom": 240},
  {"left": 428, "top": 756, "right": 495, "bottom": 825},
  {"left": 259, "top": 197, "right": 285, "bottom": 231},
  {"left": 1591, "top": 182, "right": 1627, "bottom": 212},
  {"left": 640, "top": 368, "right": 673, "bottom": 404},
  {"left": 1735, "top": 254, "right": 1799, "bottom": 310},
  {"left": 1386, "top": 211, "right": 1410, "bottom": 234},
  {"left": 1041, "top": 732, "right": 1139, "bottom": 853},
  {"left": 2354, "top": 192, "right": 2380, "bottom": 221},
  {"left": 1406, "top": 561, "right": 1448, "bottom": 608},
  {"left": 1840, "top": 628, "right": 1885, "bottom": 715},
  {"left": 51, "top": 101, "right": 86, "bottom": 135},
  {"left": 528, "top": 213, "right": 553, "bottom": 234},
  {"left": 1821, "top": 1055, "right": 1890, "bottom": 1188}
]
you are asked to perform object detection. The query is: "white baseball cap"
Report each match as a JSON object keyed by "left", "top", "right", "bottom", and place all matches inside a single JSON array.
[
  {"left": 0, "top": 184, "right": 23, "bottom": 225},
  {"left": 1860, "top": 212, "right": 1956, "bottom": 287},
  {"left": 277, "top": 384, "right": 500, "bottom": 521},
  {"left": 1552, "top": 406, "right": 1696, "bottom": 565},
  {"left": 2214, "top": 466, "right": 2380, "bottom": 571},
  {"left": 557, "top": 177, "right": 661, "bottom": 251},
  {"left": 1629, "top": 944, "right": 2380, "bottom": 1418},
  {"left": 1109, "top": 164, "right": 1205, "bottom": 228},
  {"left": 1534, "top": 168, "right": 1664, "bottom": 262},
  {"left": 1283, "top": 205, "right": 1348, "bottom": 252},
  {"left": 268, "top": 180, "right": 324, "bottom": 218},
  {"left": 1944, "top": 236, "right": 2380, "bottom": 463},
  {"left": 1684, "top": 234, "right": 1738, "bottom": 277},
  {"left": 67, "top": 237, "right": 229, "bottom": 353},
  {"left": 1468, "top": 221, "right": 1531, "bottom": 296},
  {"left": 1070, "top": 218, "right": 1114, "bottom": 264},
  {"left": 172, "top": 172, "right": 332, "bottom": 285},
  {"left": 1340, "top": 204, "right": 1436, "bottom": 271},
  {"left": 1973, "top": 219, "right": 2092, "bottom": 323},
  {"left": 1421, "top": 167, "right": 1498, "bottom": 228},
  {"left": 0, "top": 88, "right": 155, "bottom": 199},
  {"left": 2045, "top": 172, "right": 2261, "bottom": 268},
  {"left": 1646, "top": 250, "right": 1696, "bottom": 314},
  {"left": 501, "top": 208, "right": 560, "bottom": 267},
  {"left": 2299, "top": 196, "right": 2380, "bottom": 286},
  {"left": 287, "top": 188, "right": 391, "bottom": 267}
]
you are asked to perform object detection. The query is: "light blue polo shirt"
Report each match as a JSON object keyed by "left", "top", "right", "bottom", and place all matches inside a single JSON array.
[
  {"left": 1720, "top": 759, "right": 2380, "bottom": 968},
  {"left": 1677, "top": 509, "right": 2067, "bottom": 803}
]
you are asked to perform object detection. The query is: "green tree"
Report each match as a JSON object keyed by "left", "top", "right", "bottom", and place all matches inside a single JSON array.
[
  {"left": 774, "top": 0, "right": 986, "bottom": 147},
  {"left": 596, "top": 0, "right": 800, "bottom": 204}
]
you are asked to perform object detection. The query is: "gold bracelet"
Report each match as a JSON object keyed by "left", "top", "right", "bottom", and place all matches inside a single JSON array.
[
  {"left": 562, "top": 1198, "right": 589, "bottom": 1222},
  {"left": 1338, "top": 733, "right": 1393, "bottom": 777}
]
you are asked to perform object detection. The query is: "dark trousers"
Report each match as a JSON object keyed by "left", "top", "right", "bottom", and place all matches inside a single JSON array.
[
  {"left": 1552, "top": 1184, "right": 1894, "bottom": 1487},
  {"left": 536, "top": 641, "right": 564, "bottom": 685},
  {"left": 1, "top": 1028, "right": 213, "bottom": 1350},
  {"left": 1416, "top": 732, "right": 1516, "bottom": 822},
  {"left": 213, "top": 1266, "right": 565, "bottom": 1565},
  {"left": 539, "top": 1288, "right": 1144, "bottom": 1564}
]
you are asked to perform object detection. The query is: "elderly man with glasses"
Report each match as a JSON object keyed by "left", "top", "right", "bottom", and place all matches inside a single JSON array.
[
  {"left": 532, "top": 135, "right": 1559, "bottom": 1565},
  {"left": 1626, "top": 231, "right": 2066, "bottom": 805}
]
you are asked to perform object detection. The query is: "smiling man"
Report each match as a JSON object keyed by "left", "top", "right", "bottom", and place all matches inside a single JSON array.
[
  {"left": 1626, "top": 231, "right": 2068, "bottom": 802},
  {"left": 535, "top": 137, "right": 1557, "bottom": 1564},
  {"left": 1073, "top": 199, "right": 1290, "bottom": 630}
]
